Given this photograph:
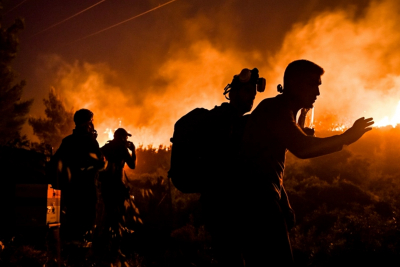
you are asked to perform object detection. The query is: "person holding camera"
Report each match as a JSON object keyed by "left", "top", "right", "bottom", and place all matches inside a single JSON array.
[{"left": 98, "top": 128, "right": 136, "bottom": 261}]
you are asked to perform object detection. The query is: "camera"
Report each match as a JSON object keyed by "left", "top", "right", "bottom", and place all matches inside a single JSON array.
[{"left": 126, "top": 141, "right": 135, "bottom": 150}]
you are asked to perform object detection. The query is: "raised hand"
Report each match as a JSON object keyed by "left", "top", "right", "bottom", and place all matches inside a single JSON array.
[
  {"left": 127, "top": 141, "right": 136, "bottom": 151},
  {"left": 342, "top": 117, "right": 374, "bottom": 145},
  {"left": 298, "top": 108, "right": 311, "bottom": 128}
]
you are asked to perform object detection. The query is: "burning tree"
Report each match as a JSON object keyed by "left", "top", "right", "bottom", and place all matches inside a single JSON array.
[{"left": 0, "top": 13, "right": 32, "bottom": 147}]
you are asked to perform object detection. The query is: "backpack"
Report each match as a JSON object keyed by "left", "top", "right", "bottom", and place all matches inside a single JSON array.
[{"left": 168, "top": 108, "right": 210, "bottom": 193}]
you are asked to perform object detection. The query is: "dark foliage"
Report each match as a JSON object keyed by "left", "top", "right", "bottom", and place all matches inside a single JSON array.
[
  {"left": 285, "top": 126, "right": 400, "bottom": 266},
  {"left": 0, "top": 9, "right": 33, "bottom": 146},
  {"left": 28, "top": 88, "right": 74, "bottom": 151},
  {"left": 125, "top": 145, "right": 171, "bottom": 179},
  {"left": 3, "top": 127, "right": 400, "bottom": 266}
]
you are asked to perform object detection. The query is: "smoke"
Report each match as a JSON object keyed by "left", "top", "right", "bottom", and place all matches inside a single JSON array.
[
  {"left": 263, "top": 0, "right": 400, "bottom": 128},
  {"left": 29, "top": 0, "right": 400, "bottom": 146},
  {"left": 38, "top": 41, "right": 255, "bottom": 146}
]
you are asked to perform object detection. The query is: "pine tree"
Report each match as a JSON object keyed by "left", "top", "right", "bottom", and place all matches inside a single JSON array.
[
  {"left": 0, "top": 13, "right": 33, "bottom": 146},
  {"left": 28, "top": 88, "right": 74, "bottom": 150}
]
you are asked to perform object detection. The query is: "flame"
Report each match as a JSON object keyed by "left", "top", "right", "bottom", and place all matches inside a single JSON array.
[
  {"left": 29, "top": 0, "right": 400, "bottom": 146},
  {"left": 325, "top": 100, "right": 400, "bottom": 130},
  {"left": 375, "top": 100, "right": 400, "bottom": 128},
  {"left": 329, "top": 124, "right": 346, "bottom": 132},
  {"left": 104, "top": 128, "right": 114, "bottom": 141},
  {"left": 100, "top": 122, "right": 135, "bottom": 147}
]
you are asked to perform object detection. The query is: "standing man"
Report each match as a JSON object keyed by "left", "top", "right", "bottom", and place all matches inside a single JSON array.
[
  {"left": 241, "top": 60, "right": 374, "bottom": 265},
  {"left": 99, "top": 128, "right": 136, "bottom": 261},
  {"left": 52, "top": 108, "right": 105, "bottom": 244},
  {"left": 200, "top": 68, "right": 265, "bottom": 266}
]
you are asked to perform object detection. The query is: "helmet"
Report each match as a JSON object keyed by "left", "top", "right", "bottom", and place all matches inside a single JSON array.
[{"left": 223, "top": 68, "right": 266, "bottom": 100}]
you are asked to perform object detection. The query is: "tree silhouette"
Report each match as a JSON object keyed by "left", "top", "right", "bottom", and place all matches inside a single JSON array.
[
  {"left": 0, "top": 14, "right": 33, "bottom": 146},
  {"left": 28, "top": 88, "right": 74, "bottom": 150}
]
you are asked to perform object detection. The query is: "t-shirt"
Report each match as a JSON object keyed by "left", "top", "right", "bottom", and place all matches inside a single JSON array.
[{"left": 242, "top": 94, "right": 344, "bottom": 198}]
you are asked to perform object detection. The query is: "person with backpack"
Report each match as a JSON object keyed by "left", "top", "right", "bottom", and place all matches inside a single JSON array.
[{"left": 169, "top": 68, "right": 266, "bottom": 266}]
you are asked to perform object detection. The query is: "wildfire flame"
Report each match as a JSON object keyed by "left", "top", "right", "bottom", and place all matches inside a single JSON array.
[
  {"left": 375, "top": 100, "right": 400, "bottom": 128},
  {"left": 30, "top": 0, "right": 400, "bottom": 147},
  {"left": 104, "top": 128, "right": 114, "bottom": 140},
  {"left": 324, "top": 100, "right": 400, "bottom": 131},
  {"left": 329, "top": 124, "right": 347, "bottom": 132},
  {"left": 101, "top": 122, "right": 135, "bottom": 147}
]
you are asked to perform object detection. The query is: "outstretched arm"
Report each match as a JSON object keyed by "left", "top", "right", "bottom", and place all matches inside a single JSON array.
[
  {"left": 341, "top": 117, "right": 374, "bottom": 145},
  {"left": 275, "top": 116, "right": 374, "bottom": 159}
]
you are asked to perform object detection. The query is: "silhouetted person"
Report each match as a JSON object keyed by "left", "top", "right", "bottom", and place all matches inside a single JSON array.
[
  {"left": 241, "top": 60, "right": 374, "bottom": 265},
  {"left": 98, "top": 128, "right": 136, "bottom": 261},
  {"left": 51, "top": 108, "right": 105, "bottom": 244},
  {"left": 201, "top": 68, "right": 265, "bottom": 267}
]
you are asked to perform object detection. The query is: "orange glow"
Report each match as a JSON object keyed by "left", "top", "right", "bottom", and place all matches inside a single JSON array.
[
  {"left": 35, "top": 0, "right": 400, "bottom": 146},
  {"left": 375, "top": 101, "right": 400, "bottom": 128},
  {"left": 264, "top": 0, "right": 400, "bottom": 132},
  {"left": 329, "top": 125, "right": 346, "bottom": 132},
  {"left": 103, "top": 128, "right": 113, "bottom": 141},
  {"left": 47, "top": 42, "right": 250, "bottom": 147}
]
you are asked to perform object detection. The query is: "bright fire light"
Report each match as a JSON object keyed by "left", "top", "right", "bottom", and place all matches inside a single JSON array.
[
  {"left": 375, "top": 100, "right": 400, "bottom": 128},
  {"left": 329, "top": 124, "right": 347, "bottom": 132},
  {"left": 104, "top": 128, "right": 114, "bottom": 140}
]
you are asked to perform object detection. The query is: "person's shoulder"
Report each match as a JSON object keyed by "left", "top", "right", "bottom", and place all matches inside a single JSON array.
[
  {"left": 210, "top": 102, "right": 237, "bottom": 117},
  {"left": 73, "top": 132, "right": 100, "bottom": 150},
  {"left": 101, "top": 141, "right": 116, "bottom": 158},
  {"left": 100, "top": 141, "right": 111, "bottom": 151},
  {"left": 252, "top": 95, "right": 282, "bottom": 113},
  {"left": 209, "top": 102, "right": 227, "bottom": 111},
  {"left": 251, "top": 95, "right": 292, "bottom": 121},
  {"left": 60, "top": 134, "right": 75, "bottom": 145},
  {"left": 54, "top": 134, "right": 74, "bottom": 156}
]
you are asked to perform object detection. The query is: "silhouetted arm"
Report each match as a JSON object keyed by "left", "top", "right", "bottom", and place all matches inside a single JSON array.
[
  {"left": 282, "top": 130, "right": 343, "bottom": 159},
  {"left": 125, "top": 142, "right": 136, "bottom": 169},
  {"left": 125, "top": 152, "right": 136, "bottom": 169},
  {"left": 272, "top": 110, "right": 373, "bottom": 159}
]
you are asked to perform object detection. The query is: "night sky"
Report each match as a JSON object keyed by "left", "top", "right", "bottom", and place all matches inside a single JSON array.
[{"left": 2, "top": 0, "right": 398, "bottom": 146}]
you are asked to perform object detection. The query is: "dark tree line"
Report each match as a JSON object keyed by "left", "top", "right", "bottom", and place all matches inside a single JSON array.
[
  {"left": 0, "top": 9, "right": 32, "bottom": 147},
  {"left": 28, "top": 88, "right": 75, "bottom": 152}
]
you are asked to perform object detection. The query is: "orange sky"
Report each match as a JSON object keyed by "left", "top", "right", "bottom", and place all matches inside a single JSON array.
[{"left": 3, "top": 0, "right": 400, "bottom": 147}]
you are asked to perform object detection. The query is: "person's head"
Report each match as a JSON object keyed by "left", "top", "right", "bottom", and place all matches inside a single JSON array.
[
  {"left": 278, "top": 60, "right": 324, "bottom": 109},
  {"left": 113, "top": 128, "right": 131, "bottom": 142},
  {"left": 224, "top": 68, "right": 265, "bottom": 115},
  {"left": 73, "top": 109, "right": 94, "bottom": 133}
]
